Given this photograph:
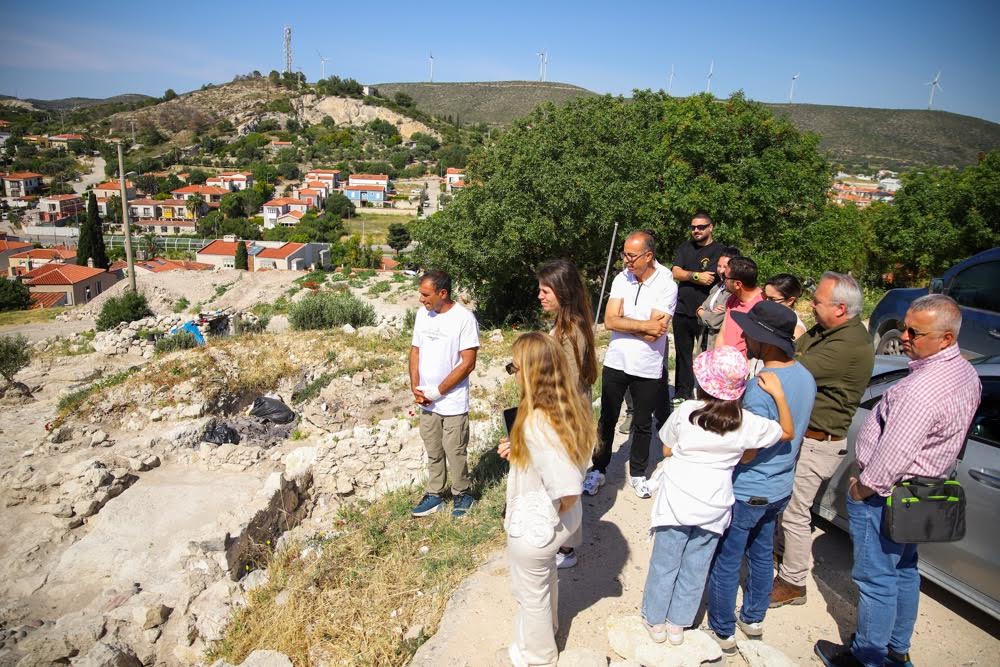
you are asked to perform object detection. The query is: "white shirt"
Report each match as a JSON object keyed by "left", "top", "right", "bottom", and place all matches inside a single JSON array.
[
  {"left": 411, "top": 303, "right": 480, "bottom": 416},
  {"left": 648, "top": 400, "right": 783, "bottom": 534},
  {"left": 603, "top": 261, "right": 678, "bottom": 379}
]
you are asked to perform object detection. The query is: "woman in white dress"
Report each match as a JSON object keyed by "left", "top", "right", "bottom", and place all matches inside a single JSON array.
[{"left": 497, "top": 332, "right": 596, "bottom": 667}]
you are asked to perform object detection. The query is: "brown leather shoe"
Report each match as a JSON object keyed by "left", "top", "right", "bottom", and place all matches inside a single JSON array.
[{"left": 769, "top": 576, "right": 806, "bottom": 608}]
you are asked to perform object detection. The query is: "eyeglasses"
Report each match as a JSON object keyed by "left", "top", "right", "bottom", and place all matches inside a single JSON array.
[
  {"left": 902, "top": 326, "right": 936, "bottom": 340},
  {"left": 621, "top": 251, "right": 649, "bottom": 264},
  {"left": 505, "top": 361, "right": 519, "bottom": 375},
  {"left": 690, "top": 223, "right": 711, "bottom": 231},
  {"left": 764, "top": 294, "right": 790, "bottom": 303}
]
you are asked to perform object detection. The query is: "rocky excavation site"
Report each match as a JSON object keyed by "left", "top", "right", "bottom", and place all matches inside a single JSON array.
[{"left": 0, "top": 270, "right": 511, "bottom": 666}]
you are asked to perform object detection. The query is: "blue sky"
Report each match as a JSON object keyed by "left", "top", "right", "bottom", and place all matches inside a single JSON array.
[{"left": 1, "top": 0, "right": 998, "bottom": 122}]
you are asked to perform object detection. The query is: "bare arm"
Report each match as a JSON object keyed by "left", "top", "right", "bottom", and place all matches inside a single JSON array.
[
  {"left": 672, "top": 266, "right": 716, "bottom": 285},
  {"left": 714, "top": 315, "right": 728, "bottom": 348},
  {"left": 558, "top": 495, "right": 579, "bottom": 513},
  {"left": 662, "top": 444, "right": 673, "bottom": 457},
  {"left": 740, "top": 449, "right": 759, "bottom": 464},
  {"left": 409, "top": 346, "right": 428, "bottom": 405},
  {"left": 604, "top": 297, "right": 669, "bottom": 339},
  {"left": 437, "top": 348, "right": 478, "bottom": 396},
  {"left": 757, "top": 372, "right": 794, "bottom": 441}
]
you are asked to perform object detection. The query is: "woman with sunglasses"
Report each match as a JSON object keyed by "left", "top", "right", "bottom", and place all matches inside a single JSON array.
[
  {"left": 496, "top": 333, "right": 596, "bottom": 667},
  {"left": 535, "top": 259, "right": 598, "bottom": 569},
  {"left": 763, "top": 274, "right": 808, "bottom": 339}
]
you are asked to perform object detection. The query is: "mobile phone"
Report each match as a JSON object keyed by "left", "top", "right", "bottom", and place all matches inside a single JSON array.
[{"left": 503, "top": 407, "right": 518, "bottom": 436}]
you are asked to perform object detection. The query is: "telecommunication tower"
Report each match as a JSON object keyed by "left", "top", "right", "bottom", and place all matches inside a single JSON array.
[{"left": 283, "top": 26, "right": 293, "bottom": 74}]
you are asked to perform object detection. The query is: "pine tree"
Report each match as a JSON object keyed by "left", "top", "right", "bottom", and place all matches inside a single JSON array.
[
  {"left": 234, "top": 241, "right": 249, "bottom": 270},
  {"left": 76, "top": 192, "right": 97, "bottom": 266},
  {"left": 91, "top": 199, "right": 109, "bottom": 269}
]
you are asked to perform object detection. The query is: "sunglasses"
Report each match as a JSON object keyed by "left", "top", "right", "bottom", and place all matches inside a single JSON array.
[
  {"left": 764, "top": 294, "right": 791, "bottom": 303},
  {"left": 690, "top": 223, "right": 711, "bottom": 231},
  {"left": 902, "top": 326, "right": 935, "bottom": 340},
  {"left": 505, "top": 361, "right": 519, "bottom": 375}
]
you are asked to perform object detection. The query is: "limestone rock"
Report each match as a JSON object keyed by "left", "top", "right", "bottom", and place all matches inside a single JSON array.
[
  {"left": 557, "top": 648, "right": 608, "bottom": 666},
  {"left": 190, "top": 579, "right": 242, "bottom": 644},
  {"left": 241, "top": 569, "right": 269, "bottom": 592},
  {"left": 131, "top": 603, "right": 172, "bottom": 630},
  {"left": 210, "top": 650, "right": 293, "bottom": 667},
  {"left": 283, "top": 446, "right": 318, "bottom": 483},
  {"left": 70, "top": 641, "right": 142, "bottom": 667},
  {"left": 15, "top": 612, "right": 106, "bottom": 666},
  {"left": 403, "top": 624, "right": 424, "bottom": 641},
  {"left": 341, "top": 323, "right": 356, "bottom": 334},
  {"left": 737, "top": 639, "right": 797, "bottom": 667},
  {"left": 73, "top": 499, "right": 101, "bottom": 518},
  {"left": 606, "top": 615, "right": 721, "bottom": 667},
  {"left": 89, "top": 430, "right": 109, "bottom": 446}
]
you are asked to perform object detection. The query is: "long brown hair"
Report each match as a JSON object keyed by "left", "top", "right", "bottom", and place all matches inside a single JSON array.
[
  {"left": 536, "top": 259, "right": 598, "bottom": 386},
  {"left": 689, "top": 390, "right": 744, "bottom": 436},
  {"left": 508, "top": 332, "right": 595, "bottom": 469}
]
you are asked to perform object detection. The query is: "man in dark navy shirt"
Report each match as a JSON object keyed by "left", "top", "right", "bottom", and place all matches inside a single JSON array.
[{"left": 671, "top": 213, "right": 724, "bottom": 403}]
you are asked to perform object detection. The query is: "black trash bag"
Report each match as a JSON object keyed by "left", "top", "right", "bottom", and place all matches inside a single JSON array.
[
  {"left": 203, "top": 420, "right": 240, "bottom": 445},
  {"left": 249, "top": 397, "right": 296, "bottom": 424}
]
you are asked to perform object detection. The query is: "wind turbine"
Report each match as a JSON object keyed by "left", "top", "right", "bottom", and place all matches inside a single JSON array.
[
  {"left": 926, "top": 70, "right": 942, "bottom": 110},
  {"left": 429, "top": 51, "right": 434, "bottom": 82},
  {"left": 537, "top": 49, "right": 546, "bottom": 81},
  {"left": 706, "top": 60, "right": 714, "bottom": 94},
  {"left": 317, "top": 51, "right": 329, "bottom": 80},
  {"left": 543, "top": 51, "right": 549, "bottom": 82},
  {"left": 668, "top": 64, "right": 675, "bottom": 95},
  {"left": 789, "top": 73, "right": 800, "bottom": 104}
]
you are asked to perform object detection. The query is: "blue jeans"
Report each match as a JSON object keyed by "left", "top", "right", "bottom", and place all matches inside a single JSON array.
[
  {"left": 642, "top": 525, "right": 719, "bottom": 627},
  {"left": 847, "top": 493, "right": 919, "bottom": 667},
  {"left": 707, "top": 496, "right": 789, "bottom": 637}
]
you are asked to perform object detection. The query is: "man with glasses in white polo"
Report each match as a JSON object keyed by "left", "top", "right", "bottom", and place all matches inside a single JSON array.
[{"left": 583, "top": 231, "right": 678, "bottom": 499}]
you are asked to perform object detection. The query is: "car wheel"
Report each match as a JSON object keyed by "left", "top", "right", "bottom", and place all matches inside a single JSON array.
[{"left": 876, "top": 328, "right": 904, "bottom": 355}]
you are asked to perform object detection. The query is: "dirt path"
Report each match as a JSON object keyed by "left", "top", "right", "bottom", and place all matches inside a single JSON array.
[{"left": 412, "top": 428, "right": 1000, "bottom": 666}]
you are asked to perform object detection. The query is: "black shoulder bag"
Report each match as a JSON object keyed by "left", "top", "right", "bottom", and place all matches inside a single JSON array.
[{"left": 882, "top": 475, "right": 966, "bottom": 543}]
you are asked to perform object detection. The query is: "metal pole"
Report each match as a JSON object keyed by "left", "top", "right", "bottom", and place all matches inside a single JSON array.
[
  {"left": 595, "top": 220, "right": 620, "bottom": 325},
  {"left": 116, "top": 141, "right": 136, "bottom": 291}
]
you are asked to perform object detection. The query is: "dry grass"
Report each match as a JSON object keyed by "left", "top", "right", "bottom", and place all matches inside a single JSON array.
[
  {"left": 208, "top": 441, "right": 509, "bottom": 666},
  {"left": 0, "top": 306, "right": 68, "bottom": 326}
]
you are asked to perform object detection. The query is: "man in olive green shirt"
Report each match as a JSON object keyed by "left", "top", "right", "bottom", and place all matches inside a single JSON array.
[{"left": 771, "top": 272, "right": 875, "bottom": 607}]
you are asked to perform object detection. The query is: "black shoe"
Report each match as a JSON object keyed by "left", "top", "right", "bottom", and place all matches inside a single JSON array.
[
  {"left": 815, "top": 640, "right": 864, "bottom": 667},
  {"left": 885, "top": 649, "right": 913, "bottom": 667}
]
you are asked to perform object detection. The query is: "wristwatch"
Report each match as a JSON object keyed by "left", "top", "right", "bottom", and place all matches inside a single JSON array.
[{"left": 692, "top": 272, "right": 700, "bottom": 283}]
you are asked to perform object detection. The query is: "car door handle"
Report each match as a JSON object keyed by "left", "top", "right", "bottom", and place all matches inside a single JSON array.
[
  {"left": 989, "top": 328, "right": 1000, "bottom": 339},
  {"left": 969, "top": 468, "right": 1000, "bottom": 490}
]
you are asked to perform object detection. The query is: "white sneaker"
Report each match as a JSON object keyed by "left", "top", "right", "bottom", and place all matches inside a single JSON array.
[
  {"left": 555, "top": 549, "right": 578, "bottom": 569},
  {"left": 582, "top": 470, "right": 606, "bottom": 496},
  {"left": 666, "top": 623, "right": 685, "bottom": 646},
  {"left": 630, "top": 476, "right": 651, "bottom": 499}
]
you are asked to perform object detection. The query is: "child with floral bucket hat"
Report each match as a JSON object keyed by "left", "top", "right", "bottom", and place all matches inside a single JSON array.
[{"left": 639, "top": 346, "right": 794, "bottom": 646}]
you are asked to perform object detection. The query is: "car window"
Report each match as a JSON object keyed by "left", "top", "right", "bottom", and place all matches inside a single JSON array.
[
  {"left": 969, "top": 378, "right": 1000, "bottom": 447},
  {"left": 947, "top": 261, "right": 1000, "bottom": 312}
]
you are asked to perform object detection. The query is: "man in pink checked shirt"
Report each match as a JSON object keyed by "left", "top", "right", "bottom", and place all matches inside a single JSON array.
[{"left": 814, "top": 295, "right": 981, "bottom": 667}]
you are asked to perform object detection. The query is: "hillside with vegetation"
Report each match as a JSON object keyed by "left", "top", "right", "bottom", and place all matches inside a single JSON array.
[
  {"left": 763, "top": 102, "right": 1000, "bottom": 171},
  {"left": 371, "top": 81, "right": 598, "bottom": 126}
]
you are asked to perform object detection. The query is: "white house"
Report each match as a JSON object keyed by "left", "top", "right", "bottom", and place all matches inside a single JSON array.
[
  {"left": 348, "top": 173, "right": 389, "bottom": 188},
  {"left": 205, "top": 172, "right": 254, "bottom": 191},
  {"left": 303, "top": 169, "right": 341, "bottom": 189},
  {"left": 2, "top": 172, "right": 44, "bottom": 197},
  {"left": 261, "top": 197, "right": 311, "bottom": 229}
]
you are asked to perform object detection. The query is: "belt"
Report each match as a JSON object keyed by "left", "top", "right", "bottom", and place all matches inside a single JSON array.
[{"left": 806, "top": 428, "right": 837, "bottom": 441}]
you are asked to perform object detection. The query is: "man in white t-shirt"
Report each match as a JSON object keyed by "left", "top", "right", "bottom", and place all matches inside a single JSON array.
[
  {"left": 584, "top": 231, "right": 678, "bottom": 499},
  {"left": 409, "top": 270, "right": 481, "bottom": 518}
]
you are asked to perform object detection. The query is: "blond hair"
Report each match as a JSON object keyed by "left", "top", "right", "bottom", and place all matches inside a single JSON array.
[{"left": 508, "top": 332, "right": 595, "bottom": 469}]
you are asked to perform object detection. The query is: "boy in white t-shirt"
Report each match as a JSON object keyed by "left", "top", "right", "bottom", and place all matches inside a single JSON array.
[{"left": 409, "top": 270, "right": 481, "bottom": 518}]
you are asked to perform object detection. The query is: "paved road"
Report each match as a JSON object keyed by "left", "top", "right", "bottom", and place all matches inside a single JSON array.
[{"left": 72, "top": 156, "right": 107, "bottom": 195}]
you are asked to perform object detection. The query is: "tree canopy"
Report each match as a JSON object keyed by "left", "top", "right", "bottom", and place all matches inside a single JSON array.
[{"left": 412, "top": 91, "right": 832, "bottom": 322}]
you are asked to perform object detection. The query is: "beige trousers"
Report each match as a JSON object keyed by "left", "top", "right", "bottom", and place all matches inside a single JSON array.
[
  {"left": 777, "top": 436, "right": 847, "bottom": 587},
  {"left": 507, "top": 533, "right": 564, "bottom": 667},
  {"left": 419, "top": 411, "right": 470, "bottom": 495}
]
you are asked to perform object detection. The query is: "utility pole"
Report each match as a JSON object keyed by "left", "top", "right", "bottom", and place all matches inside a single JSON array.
[{"left": 116, "top": 141, "right": 136, "bottom": 291}]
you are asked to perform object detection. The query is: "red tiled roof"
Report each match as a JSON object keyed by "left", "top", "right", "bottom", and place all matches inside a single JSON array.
[
  {"left": 452, "top": 180, "right": 466, "bottom": 187},
  {"left": 196, "top": 239, "right": 252, "bottom": 257},
  {"left": 2, "top": 171, "right": 43, "bottom": 180},
  {"left": 264, "top": 198, "right": 310, "bottom": 206},
  {"left": 171, "top": 185, "right": 229, "bottom": 196},
  {"left": 134, "top": 219, "right": 196, "bottom": 228},
  {"left": 446, "top": 167, "right": 464, "bottom": 174},
  {"left": 30, "top": 292, "right": 67, "bottom": 309},
  {"left": 94, "top": 180, "right": 134, "bottom": 190},
  {"left": 305, "top": 181, "right": 327, "bottom": 188},
  {"left": 278, "top": 210, "right": 305, "bottom": 220},
  {"left": 0, "top": 240, "right": 32, "bottom": 253},
  {"left": 307, "top": 169, "right": 341, "bottom": 174},
  {"left": 11, "top": 247, "right": 77, "bottom": 260},
  {"left": 41, "top": 194, "right": 82, "bottom": 202},
  {"left": 24, "top": 263, "right": 106, "bottom": 285},
  {"left": 345, "top": 184, "right": 386, "bottom": 192},
  {"left": 269, "top": 140, "right": 292, "bottom": 146},
  {"left": 298, "top": 188, "right": 322, "bottom": 196},
  {"left": 130, "top": 198, "right": 189, "bottom": 207},
  {"left": 50, "top": 133, "right": 84, "bottom": 141},
  {"left": 217, "top": 171, "right": 251, "bottom": 178},
  {"left": 257, "top": 243, "right": 305, "bottom": 259},
  {"left": 349, "top": 173, "right": 388, "bottom": 181},
  {"left": 109, "top": 260, "right": 129, "bottom": 271}
]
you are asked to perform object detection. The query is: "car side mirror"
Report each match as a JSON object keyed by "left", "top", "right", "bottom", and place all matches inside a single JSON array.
[{"left": 930, "top": 278, "right": 944, "bottom": 294}]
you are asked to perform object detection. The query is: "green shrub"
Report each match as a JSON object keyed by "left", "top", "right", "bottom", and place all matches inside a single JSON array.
[
  {"left": 96, "top": 291, "right": 153, "bottom": 331},
  {"left": 402, "top": 308, "right": 417, "bottom": 333},
  {"left": 154, "top": 331, "right": 199, "bottom": 354},
  {"left": 288, "top": 291, "right": 376, "bottom": 330},
  {"left": 233, "top": 313, "right": 268, "bottom": 335},
  {"left": 367, "top": 280, "right": 391, "bottom": 296},
  {"left": 0, "top": 334, "right": 31, "bottom": 384},
  {"left": 0, "top": 278, "right": 31, "bottom": 312},
  {"left": 172, "top": 297, "right": 190, "bottom": 313}
]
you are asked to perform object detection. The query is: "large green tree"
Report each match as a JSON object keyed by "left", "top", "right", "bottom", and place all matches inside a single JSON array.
[
  {"left": 76, "top": 192, "right": 108, "bottom": 269},
  {"left": 387, "top": 222, "right": 411, "bottom": 256},
  {"left": 235, "top": 241, "right": 249, "bottom": 270},
  {"left": 412, "top": 91, "right": 831, "bottom": 322}
]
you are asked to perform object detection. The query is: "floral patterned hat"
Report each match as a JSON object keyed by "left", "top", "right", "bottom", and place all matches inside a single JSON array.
[{"left": 693, "top": 346, "right": 749, "bottom": 401}]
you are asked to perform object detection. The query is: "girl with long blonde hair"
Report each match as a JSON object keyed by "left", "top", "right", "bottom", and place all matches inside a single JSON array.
[{"left": 497, "top": 332, "right": 595, "bottom": 667}]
